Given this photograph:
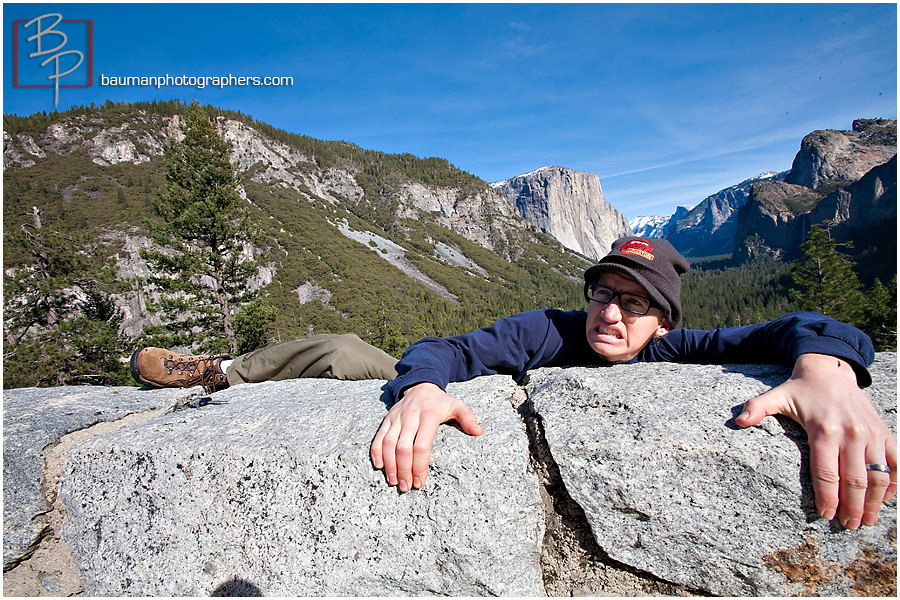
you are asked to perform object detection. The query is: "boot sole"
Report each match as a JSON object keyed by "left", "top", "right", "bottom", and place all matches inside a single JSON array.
[{"left": 130, "top": 348, "right": 161, "bottom": 388}]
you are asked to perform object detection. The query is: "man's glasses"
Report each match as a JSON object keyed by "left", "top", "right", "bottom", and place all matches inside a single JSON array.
[{"left": 584, "top": 283, "right": 657, "bottom": 316}]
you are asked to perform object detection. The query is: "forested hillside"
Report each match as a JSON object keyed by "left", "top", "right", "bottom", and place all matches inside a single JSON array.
[
  {"left": 681, "top": 257, "right": 795, "bottom": 329},
  {"left": 3, "top": 101, "right": 590, "bottom": 387}
]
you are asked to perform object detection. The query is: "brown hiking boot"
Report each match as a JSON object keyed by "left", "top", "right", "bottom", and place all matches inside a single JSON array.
[{"left": 130, "top": 347, "right": 231, "bottom": 394}]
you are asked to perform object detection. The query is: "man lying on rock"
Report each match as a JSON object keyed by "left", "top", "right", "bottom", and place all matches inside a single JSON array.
[{"left": 131, "top": 236, "right": 896, "bottom": 531}]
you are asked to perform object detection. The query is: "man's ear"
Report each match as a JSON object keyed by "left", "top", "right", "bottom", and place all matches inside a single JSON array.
[{"left": 656, "top": 319, "right": 670, "bottom": 338}]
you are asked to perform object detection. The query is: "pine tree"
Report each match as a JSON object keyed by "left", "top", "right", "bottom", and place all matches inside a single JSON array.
[
  {"left": 233, "top": 297, "right": 277, "bottom": 354},
  {"left": 53, "top": 280, "right": 129, "bottom": 386},
  {"left": 860, "top": 276, "right": 897, "bottom": 352},
  {"left": 3, "top": 208, "right": 130, "bottom": 388},
  {"left": 374, "top": 302, "right": 409, "bottom": 357},
  {"left": 790, "top": 222, "right": 864, "bottom": 327},
  {"left": 141, "top": 101, "right": 269, "bottom": 354},
  {"left": 4, "top": 206, "right": 79, "bottom": 337}
]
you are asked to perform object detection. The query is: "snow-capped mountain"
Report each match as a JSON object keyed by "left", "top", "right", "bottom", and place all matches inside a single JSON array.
[{"left": 629, "top": 206, "right": 693, "bottom": 239}]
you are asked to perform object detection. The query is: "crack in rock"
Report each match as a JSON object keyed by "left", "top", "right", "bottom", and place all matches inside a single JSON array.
[
  {"left": 511, "top": 381, "right": 703, "bottom": 596},
  {"left": 2, "top": 404, "right": 170, "bottom": 596}
]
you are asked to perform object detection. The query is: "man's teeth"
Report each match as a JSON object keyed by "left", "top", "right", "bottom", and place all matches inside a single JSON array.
[{"left": 596, "top": 326, "right": 622, "bottom": 339}]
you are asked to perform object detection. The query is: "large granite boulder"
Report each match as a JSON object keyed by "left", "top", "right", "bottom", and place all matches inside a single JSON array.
[
  {"left": 58, "top": 377, "right": 544, "bottom": 596},
  {"left": 4, "top": 355, "right": 896, "bottom": 596},
  {"left": 527, "top": 357, "right": 896, "bottom": 596}
]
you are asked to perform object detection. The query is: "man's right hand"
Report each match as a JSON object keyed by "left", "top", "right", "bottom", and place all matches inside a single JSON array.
[{"left": 370, "top": 382, "right": 483, "bottom": 492}]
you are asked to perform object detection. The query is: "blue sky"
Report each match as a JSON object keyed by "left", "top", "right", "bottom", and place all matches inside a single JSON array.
[{"left": 4, "top": 3, "right": 897, "bottom": 220}]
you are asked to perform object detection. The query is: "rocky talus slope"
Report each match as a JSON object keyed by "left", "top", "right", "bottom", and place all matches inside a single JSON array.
[{"left": 4, "top": 357, "right": 896, "bottom": 596}]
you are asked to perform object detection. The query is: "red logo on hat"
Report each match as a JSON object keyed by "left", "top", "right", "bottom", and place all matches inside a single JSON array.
[{"left": 619, "top": 238, "right": 655, "bottom": 260}]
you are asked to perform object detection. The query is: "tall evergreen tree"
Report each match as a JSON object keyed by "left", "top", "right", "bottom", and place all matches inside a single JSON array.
[
  {"left": 790, "top": 222, "right": 864, "bottom": 327},
  {"left": 141, "top": 101, "right": 268, "bottom": 354}
]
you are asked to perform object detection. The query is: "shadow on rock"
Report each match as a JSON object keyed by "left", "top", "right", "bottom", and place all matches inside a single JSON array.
[{"left": 210, "top": 578, "right": 263, "bottom": 597}]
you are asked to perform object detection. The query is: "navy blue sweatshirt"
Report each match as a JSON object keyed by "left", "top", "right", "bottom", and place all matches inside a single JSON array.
[{"left": 387, "top": 310, "right": 875, "bottom": 402}]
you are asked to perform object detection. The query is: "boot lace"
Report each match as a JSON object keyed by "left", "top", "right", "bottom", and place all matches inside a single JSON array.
[{"left": 163, "top": 354, "right": 229, "bottom": 394}]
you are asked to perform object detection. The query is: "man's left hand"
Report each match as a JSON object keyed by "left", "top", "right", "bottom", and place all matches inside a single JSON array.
[{"left": 736, "top": 353, "right": 897, "bottom": 529}]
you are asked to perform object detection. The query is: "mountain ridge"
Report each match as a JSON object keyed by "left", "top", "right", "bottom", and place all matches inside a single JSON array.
[
  {"left": 733, "top": 119, "right": 897, "bottom": 265},
  {"left": 630, "top": 205, "right": 692, "bottom": 239},
  {"left": 627, "top": 119, "right": 896, "bottom": 265}
]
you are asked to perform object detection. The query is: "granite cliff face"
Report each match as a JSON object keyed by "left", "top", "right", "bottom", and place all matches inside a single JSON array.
[
  {"left": 734, "top": 120, "right": 897, "bottom": 263},
  {"left": 4, "top": 358, "right": 896, "bottom": 596},
  {"left": 785, "top": 119, "right": 897, "bottom": 189},
  {"left": 628, "top": 119, "right": 896, "bottom": 262},
  {"left": 666, "top": 172, "right": 784, "bottom": 257},
  {"left": 491, "top": 166, "right": 631, "bottom": 260},
  {"left": 811, "top": 154, "right": 899, "bottom": 231},
  {"left": 392, "top": 180, "right": 525, "bottom": 253},
  {"left": 735, "top": 157, "right": 898, "bottom": 264}
]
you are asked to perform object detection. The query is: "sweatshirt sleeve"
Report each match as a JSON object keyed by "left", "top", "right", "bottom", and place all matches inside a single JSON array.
[
  {"left": 385, "top": 309, "right": 582, "bottom": 402},
  {"left": 643, "top": 311, "right": 875, "bottom": 386}
]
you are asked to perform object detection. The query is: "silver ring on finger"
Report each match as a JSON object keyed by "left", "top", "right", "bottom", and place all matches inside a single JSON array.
[{"left": 866, "top": 464, "right": 891, "bottom": 473}]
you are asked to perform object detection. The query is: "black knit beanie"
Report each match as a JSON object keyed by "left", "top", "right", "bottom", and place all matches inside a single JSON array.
[{"left": 584, "top": 237, "right": 690, "bottom": 328}]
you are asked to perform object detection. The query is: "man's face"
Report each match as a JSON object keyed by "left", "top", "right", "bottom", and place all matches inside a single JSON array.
[{"left": 584, "top": 271, "right": 669, "bottom": 362}]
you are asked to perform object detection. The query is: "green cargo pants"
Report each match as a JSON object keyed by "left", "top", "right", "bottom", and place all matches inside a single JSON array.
[{"left": 225, "top": 333, "right": 399, "bottom": 386}]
